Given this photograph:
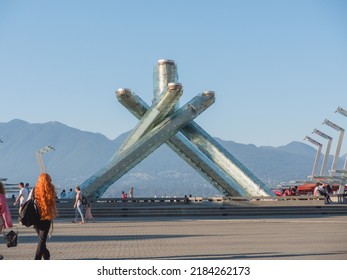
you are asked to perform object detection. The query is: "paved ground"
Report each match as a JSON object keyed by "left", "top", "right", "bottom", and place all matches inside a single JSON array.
[{"left": 1, "top": 215, "right": 347, "bottom": 260}]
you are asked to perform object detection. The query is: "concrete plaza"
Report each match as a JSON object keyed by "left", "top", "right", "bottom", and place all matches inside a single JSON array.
[{"left": 2, "top": 214, "right": 347, "bottom": 260}]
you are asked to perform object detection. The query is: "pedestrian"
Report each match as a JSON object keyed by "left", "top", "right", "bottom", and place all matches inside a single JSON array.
[
  {"left": 67, "top": 188, "right": 73, "bottom": 197},
  {"left": 316, "top": 182, "right": 331, "bottom": 204},
  {"left": 283, "top": 188, "right": 292, "bottom": 196},
  {"left": 72, "top": 186, "right": 85, "bottom": 224},
  {"left": 84, "top": 202, "right": 95, "bottom": 223},
  {"left": 32, "top": 173, "right": 58, "bottom": 260},
  {"left": 128, "top": 187, "right": 134, "bottom": 198},
  {"left": 326, "top": 184, "right": 333, "bottom": 195},
  {"left": 121, "top": 191, "right": 127, "bottom": 199},
  {"left": 337, "top": 184, "right": 345, "bottom": 204},
  {"left": 313, "top": 183, "right": 321, "bottom": 196},
  {"left": 325, "top": 184, "right": 333, "bottom": 204},
  {"left": 293, "top": 186, "right": 299, "bottom": 196},
  {"left": 13, "top": 182, "right": 29, "bottom": 214},
  {"left": 0, "top": 181, "right": 14, "bottom": 260},
  {"left": 60, "top": 189, "right": 66, "bottom": 199}
]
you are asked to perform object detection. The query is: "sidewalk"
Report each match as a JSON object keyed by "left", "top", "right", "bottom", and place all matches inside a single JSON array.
[{"left": 2, "top": 215, "right": 347, "bottom": 260}]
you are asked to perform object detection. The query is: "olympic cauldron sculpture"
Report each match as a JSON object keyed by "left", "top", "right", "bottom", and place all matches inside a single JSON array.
[{"left": 79, "top": 59, "right": 273, "bottom": 200}]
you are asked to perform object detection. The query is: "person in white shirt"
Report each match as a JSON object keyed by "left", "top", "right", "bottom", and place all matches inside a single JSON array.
[
  {"left": 13, "top": 182, "right": 29, "bottom": 213},
  {"left": 128, "top": 187, "right": 134, "bottom": 198},
  {"left": 337, "top": 184, "right": 345, "bottom": 204},
  {"left": 315, "top": 182, "right": 331, "bottom": 204},
  {"left": 72, "top": 186, "right": 85, "bottom": 224}
]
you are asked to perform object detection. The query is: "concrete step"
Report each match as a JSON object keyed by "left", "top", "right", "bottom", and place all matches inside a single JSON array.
[
  {"left": 48, "top": 207, "right": 347, "bottom": 218},
  {"left": 10, "top": 203, "right": 347, "bottom": 219}
]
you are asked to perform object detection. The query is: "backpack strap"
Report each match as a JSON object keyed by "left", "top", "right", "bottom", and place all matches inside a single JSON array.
[{"left": 28, "top": 187, "right": 35, "bottom": 201}]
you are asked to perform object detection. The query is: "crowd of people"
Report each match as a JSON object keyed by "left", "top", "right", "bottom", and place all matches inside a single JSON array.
[
  {"left": 2, "top": 178, "right": 345, "bottom": 260},
  {"left": 0, "top": 173, "right": 57, "bottom": 260},
  {"left": 276, "top": 182, "right": 344, "bottom": 205},
  {"left": 0, "top": 174, "right": 102, "bottom": 260},
  {"left": 279, "top": 186, "right": 299, "bottom": 196},
  {"left": 121, "top": 187, "right": 135, "bottom": 199}
]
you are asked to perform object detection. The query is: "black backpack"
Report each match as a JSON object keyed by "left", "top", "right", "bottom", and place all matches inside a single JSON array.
[{"left": 19, "top": 189, "right": 40, "bottom": 227}]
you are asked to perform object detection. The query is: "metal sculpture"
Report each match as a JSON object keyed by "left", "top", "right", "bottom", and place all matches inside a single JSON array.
[
  {"left": 80, "top": 59, "right": 273, "bottom": 199},
  {"left": 304, "top": 136, "right": 322, "bottom": 177},
  {"left": 323, "top": 119, "right": 345, "bottom": 176},
  {"left": 312, "top": 129, "right": 332, "bottom": 176}
]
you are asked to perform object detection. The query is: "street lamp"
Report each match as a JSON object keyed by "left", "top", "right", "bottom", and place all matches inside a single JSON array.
[
  {"left": 312, "top": 129, "right": 333, "bottom": 176},
  {"left": 36, "top": 145, "right": 55, "bottom": 173},
  {"left": 322, "top": 119, "right": 344, "bottom": 176},
  {"left": 304, "top": 136, "right": 322, "bottom": 178}
]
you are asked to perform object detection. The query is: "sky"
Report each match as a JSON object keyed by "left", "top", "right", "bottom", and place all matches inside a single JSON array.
[{"left": 1, "top": 0, "right": 347, "bottom": 155}]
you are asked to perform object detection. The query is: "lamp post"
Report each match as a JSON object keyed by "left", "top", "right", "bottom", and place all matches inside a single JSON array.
[
  {"left": 36, "top": 145, "right": 55, "bottom": 173},
  {"left": 304, "top": 136, "right": 322, "bottom": 178},
  {"left": 322, "top": 119, "right": 344, "bottom": 176},
  {"left": 312, "top": 129, "right": 333, "bottom": 176}
]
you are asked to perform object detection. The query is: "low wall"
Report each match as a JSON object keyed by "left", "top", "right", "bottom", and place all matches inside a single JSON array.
[{"left": 8, "top": 195, "right": 347, "bottom": 219}]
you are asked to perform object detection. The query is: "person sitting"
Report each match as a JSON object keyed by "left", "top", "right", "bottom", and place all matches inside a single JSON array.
[
  {"left": 283, "top": 189, "right": 292, "bottom": 196},
  {"left": 60, "top": 189, "right": 66, "bottom": 199},
  {"left": 316, "top": 182, "right": 331, "bottom": 204}
]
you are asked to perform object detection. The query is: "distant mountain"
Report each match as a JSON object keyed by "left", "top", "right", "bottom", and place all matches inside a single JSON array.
[
  {"left": 261, "top": 141, "right": 317, "bottom": 157},
  {"left": 0, "top": 119, "right": 344, "bottom": 197},
  {"left": 0, "top": 119, "right": 117, "bottom": 188}
]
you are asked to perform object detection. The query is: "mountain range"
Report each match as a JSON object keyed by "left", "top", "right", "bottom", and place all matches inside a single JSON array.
[{"left": 1, "top": 119, "right": 345, "bottom": 197}]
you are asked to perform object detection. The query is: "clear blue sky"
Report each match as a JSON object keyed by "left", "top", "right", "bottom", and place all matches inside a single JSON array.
[{"left": 1, "top": 0, "right": 347, "bottom": 155}]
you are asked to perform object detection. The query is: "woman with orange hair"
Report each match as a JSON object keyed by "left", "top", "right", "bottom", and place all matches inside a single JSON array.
[{"left": 33, "top": 173, "right": 58, "bottom": 260}]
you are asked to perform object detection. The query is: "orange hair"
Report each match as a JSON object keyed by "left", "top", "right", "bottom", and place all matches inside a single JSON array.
[{"left": 34, "top": 173, "right": 58, "bottom": 220}]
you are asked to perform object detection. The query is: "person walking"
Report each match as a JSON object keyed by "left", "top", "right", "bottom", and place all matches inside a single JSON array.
[
  {"left": 84, "top": 202, "right": 95, "bottom": 223},
  {"left": 13, "top": 182, "right": 29, "bottom": 214},
  {"left": 73, "top": 186, "right": 84, "bottom": 224},
  {"left": 337, "top": 184, "right": 345, "bottom": 204},
  {"left": 0, "top": 181, "right": 13, "bottom": 260},
  {"left": 32, "top": 173, "right": 58, "bottom": 260},
  {"left": 128, "top": 187, "right": 134, "bottom": 198}
]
